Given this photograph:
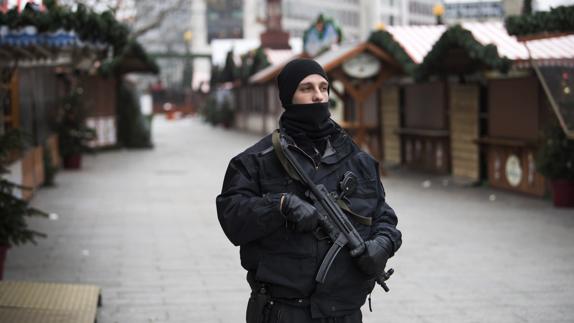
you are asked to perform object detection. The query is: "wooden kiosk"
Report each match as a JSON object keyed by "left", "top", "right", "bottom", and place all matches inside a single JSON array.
[{"left": 314, "top": 42, "right": 404, "bottom": 162}]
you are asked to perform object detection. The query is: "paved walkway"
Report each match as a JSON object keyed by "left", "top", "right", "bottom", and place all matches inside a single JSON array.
[{"left": 6, "top": 117, "right": 574, "bottom": 323}]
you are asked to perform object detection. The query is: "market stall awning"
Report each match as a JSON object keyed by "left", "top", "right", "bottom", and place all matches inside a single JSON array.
[
  {"left": 250, "top": 42, "right": 404, "bottom": 85},
  {"left": 99, "top": 40, "right": 159, "bottom": 75},
  {"left": 249, "top": 51, "right": 301, "bottom": 85},
  {"left": 0, "top": 26, "right": 107, "bottom": 62},
  {"left": 384, "top": 25, "right": 444, "bottom": 64},
  {"left": 414, "top": 24, "right": 512, "bottom": 80},
  {"left": 385, "top": 22, "right": 574, "bottom": 70}
]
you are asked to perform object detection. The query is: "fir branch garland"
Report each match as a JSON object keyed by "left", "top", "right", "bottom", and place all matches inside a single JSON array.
[
  {"left": 505, "top": 5, "right": 574, "bottom": 37},
  {"left": 0, "top": 129, "right": 48, "bottom": 247},
  {"left": 415, "top": 25, "right": 511, "bottom": 81},
  {"left": 367, "top": 30, "right": 417, "bottom": 75},
  {"left": 99, "top": 40, "right": 160, "bottom": 76},
  {"left": 0, "top": 2, "right": 130, "bottom": 55},
  {"left": 0, "top": 2, "right": 156, "bottom": 75}
]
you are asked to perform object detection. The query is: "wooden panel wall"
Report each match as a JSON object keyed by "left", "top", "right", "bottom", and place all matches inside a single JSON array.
[
  {"left": 82, "top": 76, "right": 117, "bottom": 117},
  {"left": 47, "top": 134, "right": 61, "bottom": 169},
  {"left": 487, "top": 146, "right": 546, "bottom": 196},
  {"left": 450, "top": 84, "right": 479, "bottom": 181},
  {"left": 488, "top": 77, "right": 539, "bottom": 140},
  {"left": 402, "top": 136, "right": 450, "bottom": 173},
  {"left": 20, "top": 146, "right": 44, "bottom": 201},
  {"left": 404, "top": 82, "right": 446, "bottom": 130},
  {"left": 381, "top": 85, "right": 400, "bottom": 165}
]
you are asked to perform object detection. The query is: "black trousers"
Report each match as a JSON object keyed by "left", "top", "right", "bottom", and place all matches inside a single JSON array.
[{"left": 246, "top": 295, "right": 363, "bottom": 323}]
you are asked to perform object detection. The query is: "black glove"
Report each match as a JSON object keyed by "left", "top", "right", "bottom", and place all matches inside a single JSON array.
[
  {"left": 281, "top": 193, "right": 319, "bottom": 232},
  {"left": 355, "top": 236, "right": 393, "bottom": 277}
]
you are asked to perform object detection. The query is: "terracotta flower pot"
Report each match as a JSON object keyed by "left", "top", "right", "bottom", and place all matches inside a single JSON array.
[
  {"left": 551, "top": 179, "right": 574, "bottom": 208},
  {"left": 63, "top": 154, "right": 82, "bottom": 169},
  {"left": 0, "top": 245, "right": 9, "bottom": 280},
  {"left": 166, "top": 110, "right": 176, "bottom": 120}
]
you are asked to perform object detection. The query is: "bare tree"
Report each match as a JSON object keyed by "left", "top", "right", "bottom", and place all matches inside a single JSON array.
[
  {"left": 130, "top": 0, "right": 188, "bottom": 39},
  {"left": 55, "top": 0, "right": 189, "bottom": 40}
]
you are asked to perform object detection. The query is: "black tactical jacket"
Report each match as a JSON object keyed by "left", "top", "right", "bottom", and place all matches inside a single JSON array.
[{"left": 216, "top": 125, "right": 402, "bottom": 318}]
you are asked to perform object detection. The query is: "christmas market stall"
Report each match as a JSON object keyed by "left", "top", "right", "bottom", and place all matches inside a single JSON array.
[
  {"left": 236, "top": 15, "right": 341, "bottom": 134},
  {"left": 234, "top": 48, "right": 296, "bottom": 134},
  {"left": 388, "top": 20, "right": 574, "bottom": 198},
  {"left": 0, "top": 17, "right": 109, "bottom": 196},
  {"left": 503, "top": 5, "right": 574, "bottom": 205},
  {"left": 374, "top": 23, "right": 509, "bottom": 176},
  {"left": 312, "top": 41, "right": 407, "bottom": 162},
  {"left": 0, "top": 2, "right": 157, "bottom": 196}
]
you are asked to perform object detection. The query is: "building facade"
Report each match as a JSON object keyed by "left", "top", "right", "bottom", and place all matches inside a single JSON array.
[
  {"left": 284, "top": 0, "right": 439, "bottom": 41},
  {"left": 444, "top": 0, "right": 505, "bottom": 23}
]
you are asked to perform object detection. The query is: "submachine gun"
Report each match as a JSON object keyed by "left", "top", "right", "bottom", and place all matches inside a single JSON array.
[{"left": 272, "top": 132, "right": 394, "bottom": 292}]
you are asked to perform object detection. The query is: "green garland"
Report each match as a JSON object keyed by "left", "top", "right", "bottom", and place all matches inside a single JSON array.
[
  {"left": 99, "top": 40, "right": 160, "bottom": 76},
  {"left": 505, "top": 5, "right": 574, "bottom": 37},
  {"left": 220, "top": 50, "right": 237, "bottom": 83},
  {"left": 238, "top": 47, "right": 271, "bottom": 84},
  {"left": 415, "top": 25, "right": 511, "bottom": 81},
  {"left": 367, "top": 30, "right": 417, "bottom": 76},
  {"left": 214, "top": 46, "right": 270, "bottom": 85},
  {"left": 250, "top": 47, "right": 271, "bottom": 78},
  {"left": 0, "top": 0, "right": 158, "bottom": 75},
  {"left": 0, "top": 1, "right": 130, "bottom": 55}
]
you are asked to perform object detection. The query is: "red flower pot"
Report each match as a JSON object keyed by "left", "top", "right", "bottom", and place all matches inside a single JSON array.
[
  {"left": 551, "top": 179, "right": 574, "bottom": 208},
  {"left": 166, "top": 110, "right": 176, "bottom": 120},
  {"left": 0, "top": 245, "right": 9, "bottom": 280},
  {"left": 63, "top": 154, "right": 82, "bottom": 169}
]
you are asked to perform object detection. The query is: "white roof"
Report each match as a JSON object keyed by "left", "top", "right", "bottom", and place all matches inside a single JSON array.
[
  {"left": 210, "top": 38, "right": 303, "bottom": 66},
  {"left": 386, "top": 21, "right": 574, "bottom": 65}
]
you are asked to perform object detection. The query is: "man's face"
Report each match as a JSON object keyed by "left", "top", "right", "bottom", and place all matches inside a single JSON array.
[{"left": 292, "top": 74, "right": 329, "bottom": 105}]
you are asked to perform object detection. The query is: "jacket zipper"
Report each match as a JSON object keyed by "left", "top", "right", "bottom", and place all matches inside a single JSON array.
[{"left": 288, "top": 144, "right": 320, "bottom": 170}]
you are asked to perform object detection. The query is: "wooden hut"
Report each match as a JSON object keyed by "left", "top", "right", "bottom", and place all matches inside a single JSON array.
[
  {"left": 0, "top": 27, "right": 108, "bottom": 199},
  {"left": 313, "top": 43, "right": 405, "bottom": 162},
  {"left": 387, "top": 22, "right": 574, "bottom": 196},
  {"left": 246, "top": 42, "right": 407, "bottom": 164},
  {"left": 237, "top": 49, "right": 297, "bottom": 134}
]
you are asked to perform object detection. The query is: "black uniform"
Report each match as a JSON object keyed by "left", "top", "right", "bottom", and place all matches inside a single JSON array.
[{"left": 216, "top": 123, "right": 402, "bottom": 322}]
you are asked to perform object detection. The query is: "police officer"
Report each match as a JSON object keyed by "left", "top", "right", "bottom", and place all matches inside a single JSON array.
[{"left": 216, "top": 58, "right": 402, "bottom": 323}]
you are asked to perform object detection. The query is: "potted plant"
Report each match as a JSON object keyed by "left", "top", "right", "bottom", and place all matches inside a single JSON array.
[
  {"left": 58, "top": 87, "right": 96, "bottom": 169},
  {"left": 0, "top": 129, "right": 48, "bottom": 279},
  {"left": 536, "top": 125, "right": 574, "bottom": 207}
]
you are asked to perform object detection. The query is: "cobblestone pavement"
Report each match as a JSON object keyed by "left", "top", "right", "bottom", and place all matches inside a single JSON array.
[{"left": 6, "top": 117, "right": 574, "bottom": 323}]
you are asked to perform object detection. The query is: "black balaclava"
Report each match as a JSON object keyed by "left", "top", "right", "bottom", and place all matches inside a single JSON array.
[{"left": 276, "top": 59, "right": 338, "bottom": 164}]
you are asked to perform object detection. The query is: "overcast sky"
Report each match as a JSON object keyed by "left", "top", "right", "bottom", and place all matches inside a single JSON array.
[{"left": 536, "top": 0, "right": 574, "bottom": 9}]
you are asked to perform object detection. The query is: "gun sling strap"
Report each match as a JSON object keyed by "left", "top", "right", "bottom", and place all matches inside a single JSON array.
[{"left": 271, "top": 130, "right": 372, "bottom": 226}]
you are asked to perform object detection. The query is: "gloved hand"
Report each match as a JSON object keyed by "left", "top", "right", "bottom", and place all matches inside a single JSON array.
[
  {"left": 281, "top": 193, "right": 319, "bottom": 233},
  {"left": 355, "top": 236, "right": 393, "bottom": 277}
]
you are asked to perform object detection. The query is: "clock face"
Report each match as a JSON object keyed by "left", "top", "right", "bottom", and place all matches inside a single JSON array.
[{"left": 342, "top": 52, "right": 381, "bottom": 79}]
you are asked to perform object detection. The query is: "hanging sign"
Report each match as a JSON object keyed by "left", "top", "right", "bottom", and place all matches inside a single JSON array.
[
  {"left": 303, "top": 14, "right": 342, "bottom": 57},
  {"left": 505, "top": 154, "right": 523, "bottom": 187}
]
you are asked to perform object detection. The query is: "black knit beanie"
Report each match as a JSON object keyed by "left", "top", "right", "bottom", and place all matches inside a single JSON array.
[{"left": 277, "top": 58, "right": 328, "bottom": 108}]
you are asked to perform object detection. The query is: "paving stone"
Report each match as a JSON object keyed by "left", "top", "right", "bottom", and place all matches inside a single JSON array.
[{"left": 5, "top": 117, "right": 574, "bottom": 322}]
